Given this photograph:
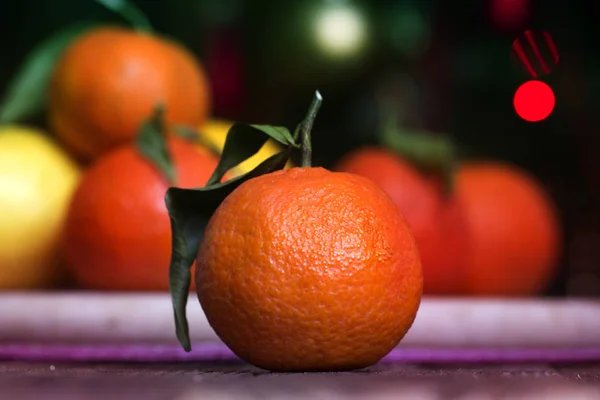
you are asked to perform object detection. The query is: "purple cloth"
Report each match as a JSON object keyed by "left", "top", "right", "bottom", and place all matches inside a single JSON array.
[{"left": 1, "top": 343, "right": 600, "bottom": 364}]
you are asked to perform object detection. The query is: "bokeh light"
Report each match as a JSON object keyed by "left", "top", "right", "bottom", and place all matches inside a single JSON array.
[
  {"left": 314, "top": 2, "right": 367, "bottom": 58},
  {"left": 513, "top": 80, "right": 555, "bottom": 122}
]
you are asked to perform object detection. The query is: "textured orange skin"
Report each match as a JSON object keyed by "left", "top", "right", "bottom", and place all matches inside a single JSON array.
[
  {"left": 335, "top": 147, "right": 469, "bottom": 295},
  {"left": 63, "top": 137, "right": 219, "bottom": 291},
  {"left": 456, "top": 162, "right": 561, "bottom": 296},
  {"left": 49, "top": 27, "right": 211, "bottom": 162},
  {"left": 196, "top": 167, "right": 423, "bottom": 372}
]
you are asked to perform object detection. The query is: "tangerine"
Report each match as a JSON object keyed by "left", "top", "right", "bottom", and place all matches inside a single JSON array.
[
  {"left": 63, "top": 136, "right": 219, "bottom": 291},
  {"left": 335, "top": 147, "right": 468, "bottom": 295},
  {"left": 456, "top": 161, "right": 561, "bottom": 296},
  {"left": 195, "top": 167, "right": 423, "bottom": 371},
  {"left": 49, "top": 26, "right": 211, "bottom": 162}
]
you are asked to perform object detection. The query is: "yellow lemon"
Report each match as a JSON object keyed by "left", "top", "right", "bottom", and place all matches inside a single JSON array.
[
  {"left": 197, "top": 119, "right": 294, "bottom": 177},
  {"left": 0, "top": 126, "right": 81, "bottom": 289}
]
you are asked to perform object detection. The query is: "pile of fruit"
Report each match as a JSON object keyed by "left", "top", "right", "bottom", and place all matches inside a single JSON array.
[
  {"left": 0, "top": 1, "right": 561, "bottom": 298},
  {"left": 0, "top": 0, "right": 563, "bottom": 373},
  {"left": 0, "top": 2, "right": 285, "bottom": 292}
]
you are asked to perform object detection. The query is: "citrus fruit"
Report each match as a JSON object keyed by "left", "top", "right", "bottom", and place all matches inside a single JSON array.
[
  {"left": 0, "top": 125, "right": 81, "bottom": 289},
  {"left": 335, "top": 147, "right": 469, "bottom": 295},
  {"left": 62, "top": 136, "right": 219, "bottom": 291},
  {"left": 456, "top": 161, "right": 561, "bottom": 296},
  {"left": 48, "top": 26, "right": 211, "bottom": 162},
  {"left": 197, "top": 119, "right": 294, "bottom": 176},
  {"left": 195, "top": 167, "right": 423, "bottom": 371}
]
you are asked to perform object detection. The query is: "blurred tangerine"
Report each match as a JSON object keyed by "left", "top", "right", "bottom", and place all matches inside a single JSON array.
[
  {"left": 62, "top": 136, "right": 221, "bottom": 291},
  {"left": 49, "top": 26, "right": 211, "bottom": 162},
  {"left": 456, "top": 161, "right": 561, "bottom": 296}
]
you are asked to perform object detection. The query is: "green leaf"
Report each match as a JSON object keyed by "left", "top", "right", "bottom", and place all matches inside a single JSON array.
[
  {"left": 166, "top": 149, "right": 292, "bottom": 351},
  {"left": 136, "top": 104, "right": 176, "bottom": 184},
  {"left": 0, "top": 21, "right": 98, "bottom": 124},
  {"left": 95, "top": 0, "right": 153, "bottom": 32},
  {"left": 205, "top": 123, "right": 297, "bottom": 186},
  {"left": 248, "top": 124, "right": 296, "bottom": 146}
]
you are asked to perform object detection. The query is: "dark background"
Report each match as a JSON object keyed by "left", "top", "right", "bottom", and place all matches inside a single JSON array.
[{"left": 1, "top": 0, "right": 598, "bottom": 296}]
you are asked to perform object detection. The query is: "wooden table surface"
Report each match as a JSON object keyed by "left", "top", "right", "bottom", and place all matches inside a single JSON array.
[{"left": 2, "top": 362, "right": 600, "bottom": 399}]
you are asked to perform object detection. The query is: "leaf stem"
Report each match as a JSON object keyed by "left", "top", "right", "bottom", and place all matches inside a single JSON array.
[
  {"left": 136, "top": 103, "right": 176, "bottom": 184},
  {"left": 298, "top": 90, "right": 323, "bottom": 168}
]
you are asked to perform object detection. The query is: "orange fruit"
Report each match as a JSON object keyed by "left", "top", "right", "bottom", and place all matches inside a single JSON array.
[
  {"left": 335, "top": 147, "right": 469, "bottom": 295},
  {"left": 63, "top": 137, "right": 219, "bottom": 291},
  {"left": 456, "top": 161, "right": 561, "bottom": 296},
  {"left": 195, "top": 167, "right": 423, "bottom": 372},
  {"left": 49, "top": 26, "right": 211, "bottom": 162}
]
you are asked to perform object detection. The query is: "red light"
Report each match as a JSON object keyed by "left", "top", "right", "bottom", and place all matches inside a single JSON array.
[{"left": 513, "top": 80, "right": 555, "bottom": 122}]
